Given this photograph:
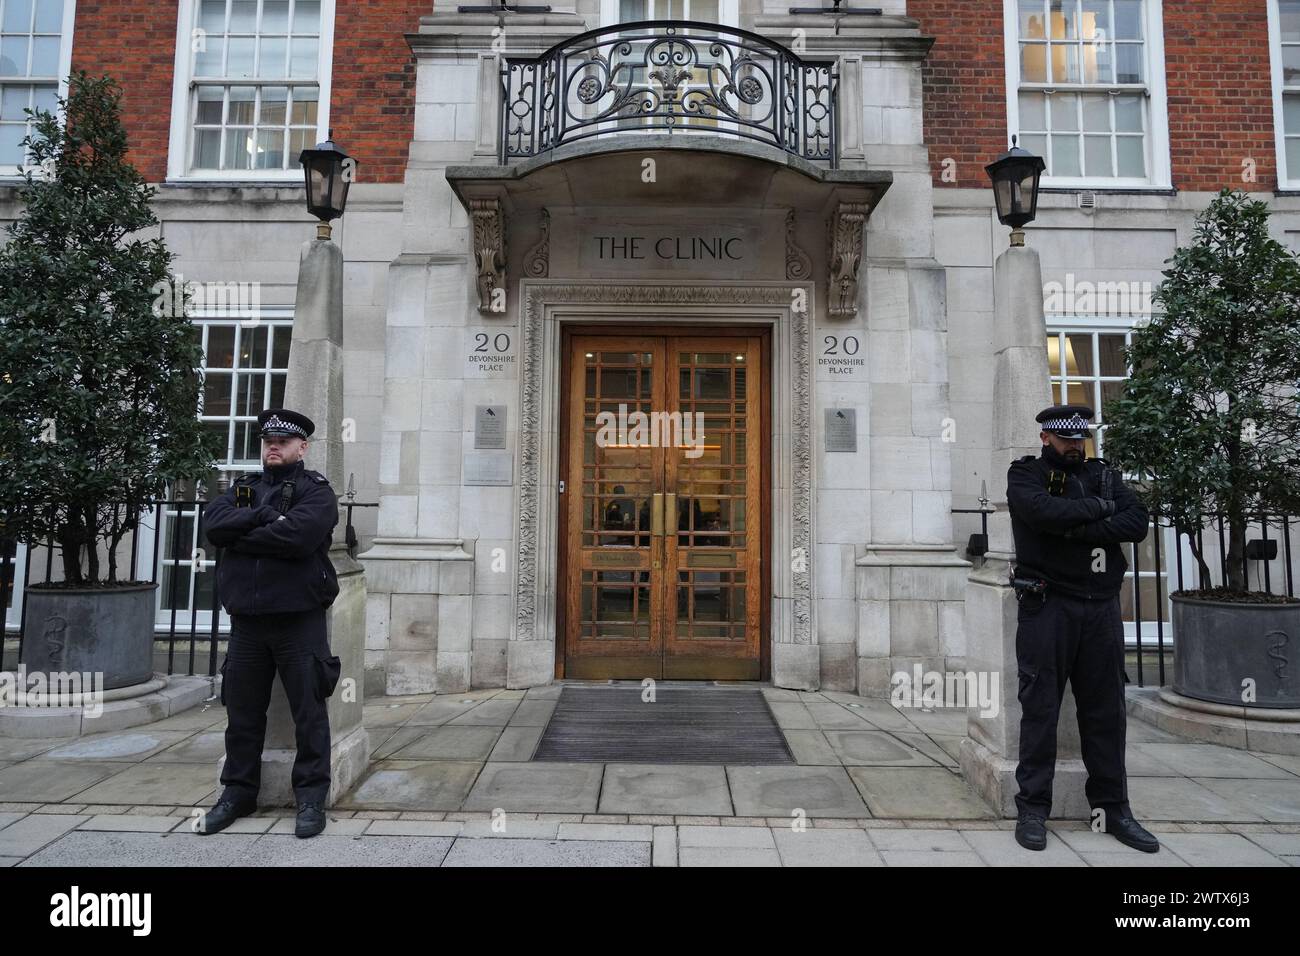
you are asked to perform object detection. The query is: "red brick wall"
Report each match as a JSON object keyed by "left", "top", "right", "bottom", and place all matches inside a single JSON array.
[
  {"left": 68, "top": 1, "right": 425, "bottom": 185},
  {"left": 70, "top": 1, "right": 177, "bottom": 183},
  {"left": 909, "top": 0, "right": 1011, "bottom": 189},
  {"left": 909, "top": 0, "right": 1279, "bottom": 192},
  {"left": 329, "top": 0, "right": 425, "bottom": 184},
  {"left": 1163, "top": 0, "right": 1275, "bottom": 191}
]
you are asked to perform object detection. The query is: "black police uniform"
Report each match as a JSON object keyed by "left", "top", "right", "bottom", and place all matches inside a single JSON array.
[
  {"left": 1006, "top": 407, "right": 1149, "bottom": 821},
  {"left": 203, "top": 409, "right": 341, "bottom": 808}
]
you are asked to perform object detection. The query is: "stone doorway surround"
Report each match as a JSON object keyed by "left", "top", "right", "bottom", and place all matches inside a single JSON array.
[{"left": 508, "top": 281, "right": 817, "bottom": 690}]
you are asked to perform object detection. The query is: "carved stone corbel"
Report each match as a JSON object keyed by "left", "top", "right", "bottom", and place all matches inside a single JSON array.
[
  {"left": 523, "top": 207, "right": 550, "bottom": 279},
  {"left": 827, "top": 201, "right": 869, "bottom": 317},
  {"left": 785, "top": 209, "right": 812, "bottom": 281},
  {"left": 472, "top": 198, "right": 506, "bottom": 314}
]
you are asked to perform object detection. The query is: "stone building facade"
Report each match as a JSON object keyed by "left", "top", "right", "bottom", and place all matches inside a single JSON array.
[{"left": 2, "top": 0, "right": 1298, "bottom": 699}]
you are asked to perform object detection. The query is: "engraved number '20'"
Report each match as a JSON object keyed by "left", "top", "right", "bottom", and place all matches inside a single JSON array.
[
  {"left": 474, "top": 333, "right": 511, "bottom": 352},
  {"left": 823, "top": 335, "right": 860, "bottom": 355}
]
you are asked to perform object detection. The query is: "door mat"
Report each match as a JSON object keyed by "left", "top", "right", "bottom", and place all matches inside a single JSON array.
[{"left": 533, "top": 685, "right": 795, "bottom": 764}]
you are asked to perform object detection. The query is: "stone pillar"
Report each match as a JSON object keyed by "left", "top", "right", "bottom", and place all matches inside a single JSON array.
[
  {"left": 959, "top": 241, "right": 1088, "bottom": 819},
  {"left": 218, "top": 236, "right": 372, "bottom": 808}
]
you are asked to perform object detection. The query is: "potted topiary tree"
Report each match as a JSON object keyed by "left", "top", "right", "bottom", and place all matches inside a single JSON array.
[
  {"left": 0, "top": 72, "right": 220, "bottom": 690},
  {"left": 1104, "top": 188, "right": 1300, "bottom": 709}
]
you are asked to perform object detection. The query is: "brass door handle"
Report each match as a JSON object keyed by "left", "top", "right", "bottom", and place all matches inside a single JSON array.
[
  {"left": 666, "top": 493, "right": 677, "bottom": 534},
  {"left": 651, "top": 493, "right": 663, "bottom": 536}
]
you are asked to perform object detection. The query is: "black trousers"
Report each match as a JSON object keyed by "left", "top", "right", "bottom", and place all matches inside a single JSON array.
[
  {"left": 1014, "top": 589, "right": 1130, "bottom": 819},
  {"left": 219, "top": 609, "right": 332, "bottom": 806}
]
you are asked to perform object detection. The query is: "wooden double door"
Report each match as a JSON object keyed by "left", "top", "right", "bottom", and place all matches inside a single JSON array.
[{"left": 558, "top": 328, "right": 768, "bottom": 680}]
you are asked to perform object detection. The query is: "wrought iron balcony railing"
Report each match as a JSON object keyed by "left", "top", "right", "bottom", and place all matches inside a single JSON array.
[{"left": 499, "top": 21, "right": 838, "bottom": 167}]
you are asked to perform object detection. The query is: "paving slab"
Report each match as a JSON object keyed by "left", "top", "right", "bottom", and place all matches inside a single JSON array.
[
  {"left": 136, "top": 706, "right": 227, "bottom": 733},
  {"left": 0, "top": 811, "right": 26, "bottom": 830},
  {"left": 1193, "top": 777, "right": 1300, "bottom": 823},
  {"left": 403, "top": 699, "right": 479, "bottom": 726},
  {"left": 388, "top": 725, "right": 503, "bottom": 761},
  {"left": 765, "top": 702, "right": 817, "bottom": 730},
  {"left": 726, "top": 765, "right": 871, "bottom": 819},
  {"left": 0, "top": 737, "right": 75, "bottom": 761},
  {"left": 457, "top": 819, "right": 560, "bottom": 839},
  {"left": 1134, "top": 743, "right": 1295, "bottom": 778},
  {"left": 441, "top": 838, "right": 649, "bottom": 866},
  {"left": 363, "top": 820, "right": 465, "bottom": 837},
  {"left": 337, "top": 759, "right": 481, "bottom": 811},
  {"left": 782, "top": 730, "right": 841, "bottom": 766},
  {"left": 895, "top": 708, "right": 970, "bottom": 736},
  {"left": 557, "top": 823, "right": 653, "bottom": 842},
  {"left": 40, "top": 731, "right": 195, "bottom": 762},
  {"left": 679, "top": 846, "right": 781, "bottom": 866},
  {"left": 445, "top": 699, "right": 521, "bottom": 726},
  {"left": 805, "top": 702, "right": 875, "bottom": 730},
  {"left": 1254, "top": 752, "right": 1300, "bottom": 776},
  {"left": 1078, "top": 850, "right": 1188, "bottom": 866},
  {"left": 462, "top": 762, "right": 604, "bottom": 813},
  {"left": 823, "top": 731, "right": 938, "bottom": 767},
  {"left": 0, "top": 760, "right": 130, "bottom": 803},
  {"left": 508, "top": 700, "right": 558, "bottom": 727},
  {"left": 598, "top": 764, "right": 733, "bottom": 816},
  {"left": 78, "top": 814, "right": 183, "bottom": 833},
  {"left": 895, "top": 731, "right": 959, "bottom": 768},
  {"left": 678, "top": 825, "right": 775, "bottom": 848},
  {"left": 868, "top": 827, "right": 973, "bottom": 852},
  {"left": 1155, "top": 832, "right": 1289, "bottom": 867},
  {"left": 245, "top": 832, "right": 458, "bottom": 866},
  {"left": 845, "top": 700, "right": 917, "bottom": 732},
  {"left": 369, "top": 726, "right": 429, "bottom": 760},
  {"left": 848, "top": 767, "right": 995, "bottom": 820},
  {"left": 961, "top": 828, "right": 1087, "bottom": 866},
  {"left": 772, "top": 827, "right": 882, "bottom": 866},
  {"left": 0, "top": 813, "right": 88, "bottom": 856},
  {"left": 1127, "top": 775, "right": 1266, "bottom": 822},
  {"left": 1238, "top": 831, "right": 1300, "bottom": 856},
  {"left": 360, "top": 703, "right": 425, "bottom": 727},
  {"left": 143, "top": 731, "right": 226, "bottom": 764},
  {"left": 880, "top": 850, "right": 986, "bottom": 866},
  {"left": 69, "top": 761, "right": 222, "bottom": 806},
  {"left": 488, "top": 726, "right": 544, "bottom": 762}
]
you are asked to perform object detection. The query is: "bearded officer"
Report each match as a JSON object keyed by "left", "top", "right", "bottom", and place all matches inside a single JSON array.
[
  {"left": 197, "top": 408, "right": 341, "bottom": 838},
  {"left": 1005, "top": 403, "right": 1159, "bottom": 854}
]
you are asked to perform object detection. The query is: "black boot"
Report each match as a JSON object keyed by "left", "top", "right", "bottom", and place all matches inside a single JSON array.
[
  {"left": 198, "top": 796, "right": 257, "bottom": 835},
  {"left": 1104, "top": 813, "right": 1160, "bottom": 853},
  {"left": 295, "top": 801, "right": 327, "bottom": 838},
  {"left": 1015, "top": 811, "right": 1048, "bottom": 851}
]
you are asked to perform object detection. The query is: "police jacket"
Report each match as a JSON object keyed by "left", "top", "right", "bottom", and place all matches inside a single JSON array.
[
  {"left": 1006, "top": 445, "right": 1150, "bottom": 599},
  {"left": 203, "top": 459, "right": 340, "bottom": 615}
]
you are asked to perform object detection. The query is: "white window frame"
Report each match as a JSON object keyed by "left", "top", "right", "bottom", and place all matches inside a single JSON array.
[
  {"left": 166, "top": 0, "right": 334, "bottom": 183},
  {"left": 599, "top": 0, "right": 738, "bottom": 26},
  {"left": 1268, "top": 0, "right": 1300, "bottom": 188},
  {"left": 0, "top": 0, "right": 76, "bottom": 179},
  {"left": 1003, "top": 0, "right": 1171, "bottom": 190}
]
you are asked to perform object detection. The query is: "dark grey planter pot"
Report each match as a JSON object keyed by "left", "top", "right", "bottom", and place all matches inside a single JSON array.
[
  {"left": 1171, "top": 594, "right": 1300, "bottom": 709},
  {"left": 19, "top": 583, "right": 158, "bottom": 691}
]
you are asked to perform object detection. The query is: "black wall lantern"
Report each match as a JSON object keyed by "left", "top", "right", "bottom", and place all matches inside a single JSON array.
[
  {"left": 298, "top": 131, "right": 354, "bottom": 239},
  {"left": 985, "top": 135, "right": 1045, "bottom": 247}
]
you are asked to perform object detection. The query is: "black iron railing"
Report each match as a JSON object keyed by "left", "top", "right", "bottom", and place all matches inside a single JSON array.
[
  {"left": 1, "top": 497, "right": 376, "bottom": 678},
  {"left": 500, "top": 20, "right": 839, "bottom": 166},
  {"left": 956, "top": 508, "right": 1298, "bottom": 688}
]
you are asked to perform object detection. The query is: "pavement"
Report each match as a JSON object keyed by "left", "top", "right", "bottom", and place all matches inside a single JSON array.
[{"left": 1, "top": 685, "right": 1298, "bottom": 866}]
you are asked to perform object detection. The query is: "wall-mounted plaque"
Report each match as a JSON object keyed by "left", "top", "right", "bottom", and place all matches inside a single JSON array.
[
  {"left": 824, "top": 408, "right": 857, "bottom": 453},
  {"left": 464, "top": 451, "right": 513, "bottom": 486},
  {"left": 474, "top": 405, "right": 507, "bottom": 449}
]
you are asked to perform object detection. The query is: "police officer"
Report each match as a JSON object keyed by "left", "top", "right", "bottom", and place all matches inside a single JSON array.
[
  {"left": 1005, "top": 403, "right": 1159, "bottom": 854},
  {"left": 197, "top": 408, "right": 341, "bottom": 838}
]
